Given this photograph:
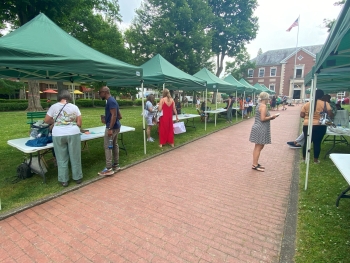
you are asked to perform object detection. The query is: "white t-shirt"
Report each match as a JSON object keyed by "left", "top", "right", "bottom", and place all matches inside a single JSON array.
[{"left": 47, "top": 102, "right": 81, "bottom": 136}]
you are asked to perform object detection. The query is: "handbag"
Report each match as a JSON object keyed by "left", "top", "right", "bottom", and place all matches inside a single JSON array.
[
  {"left": 173, "top": 122, "right": 186, "bottom": 134},
  {"left": 319, "top": 101, "right": 333, "bottom": 126}
]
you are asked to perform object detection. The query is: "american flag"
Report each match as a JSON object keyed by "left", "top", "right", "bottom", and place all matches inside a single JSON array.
[{"left": 286, "top": 18, "right": 299, "bottom": 32}]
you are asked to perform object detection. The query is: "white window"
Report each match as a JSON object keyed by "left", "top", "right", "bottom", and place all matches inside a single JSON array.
[
  {"left": 295, "top": 65, "right": 304, "bottom": 78},
  {"left": 258, "top": 68, "right": 265, "bottom": 77},
  {"left": 270, "top": 68, "right": 276, "bottom": 77},
  {"left": 269, "top": 84, "right": 275, "bottom": 91},
  {"left": 248, "top": 69, "right": 254, "bottom": 78}
]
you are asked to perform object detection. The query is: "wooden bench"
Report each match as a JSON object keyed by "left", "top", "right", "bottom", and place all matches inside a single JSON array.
[
  {"left": 27, "top": 112, "right": 47, "bottom": 126},
  {"left": 329, "top": 154, "right": 350, "bottom": 207}
]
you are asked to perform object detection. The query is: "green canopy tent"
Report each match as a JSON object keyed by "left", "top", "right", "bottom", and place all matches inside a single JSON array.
[
  {"left": 239, "top": 78, "right": 259, "bottom": 94},
  {"left": 254, "top": 83, "right": 276, "bottom": 95},
  {"left": 194, "top": 68, "right": 239, "bottom": 127},
  {"left": 140, "top": 54, "right": 206, "bottom": 90},
  {"left": 303, "top": 0, "right": 350, "bottom": 190},
  {"left": 0, "top": 14, "right": 143, "bottom": 85},
  {"left": 223, "top": 75, "right": 245, "bottom": 93}
]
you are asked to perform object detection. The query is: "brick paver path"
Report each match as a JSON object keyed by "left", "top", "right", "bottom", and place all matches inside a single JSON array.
[{"left": 1, "top": 106, "right": 302, "bottom": 262}]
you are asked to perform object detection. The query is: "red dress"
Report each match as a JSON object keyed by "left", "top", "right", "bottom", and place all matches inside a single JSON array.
[{"left": 159, "top": 101, "right": 174, "bottom": 145}]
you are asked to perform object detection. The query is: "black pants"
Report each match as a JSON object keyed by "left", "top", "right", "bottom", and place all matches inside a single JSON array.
[{"left": 302, "top": 125, "right": 327, "bottom": 159}]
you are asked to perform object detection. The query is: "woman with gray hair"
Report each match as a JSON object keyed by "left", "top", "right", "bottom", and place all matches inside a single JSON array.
[
  {"left": 249, "top": 92, "right": 279, "bottom": 172},
  {"left": 44, "top": 90, "right": 83, "bottom": 187}
]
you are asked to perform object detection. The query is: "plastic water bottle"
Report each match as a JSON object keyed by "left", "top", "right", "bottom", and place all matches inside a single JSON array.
[{"left": 108, "top": 137, "right": 113, "bottom": 149}]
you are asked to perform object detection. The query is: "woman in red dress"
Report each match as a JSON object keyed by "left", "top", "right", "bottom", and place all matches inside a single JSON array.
[{"left": 158, "top": 89, "right": 179, "bottom": 148}]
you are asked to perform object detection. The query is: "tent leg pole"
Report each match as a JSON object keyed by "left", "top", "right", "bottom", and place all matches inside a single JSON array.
[{"left": 141, "top": 83, "right": 146, "bottom": 154}]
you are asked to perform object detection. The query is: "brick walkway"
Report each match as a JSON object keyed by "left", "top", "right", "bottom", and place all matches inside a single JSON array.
[{"left": 1, "top": 106, "right": 302, "bottom": 263}]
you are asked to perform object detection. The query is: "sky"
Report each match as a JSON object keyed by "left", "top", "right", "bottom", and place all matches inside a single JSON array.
[{"left": 118, "top": 0, "right": 343, "bottom": 59}]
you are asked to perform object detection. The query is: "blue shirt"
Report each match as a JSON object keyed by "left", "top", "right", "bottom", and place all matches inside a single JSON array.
[{"left": 105, "top": 97, "right": 121, "bottom": 129}]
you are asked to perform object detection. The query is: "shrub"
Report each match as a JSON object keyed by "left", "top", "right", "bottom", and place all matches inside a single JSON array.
[{"left": 0, "top": 103, "right": 28, "bottom": 111}]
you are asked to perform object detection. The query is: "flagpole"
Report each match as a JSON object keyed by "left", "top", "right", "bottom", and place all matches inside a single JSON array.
[{"left": 292, "top": 15, "right": 300, "bottom": 100}]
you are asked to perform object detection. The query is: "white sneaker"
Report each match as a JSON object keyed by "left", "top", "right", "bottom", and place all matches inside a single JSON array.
[{"left": 147, "top": 138, "right": 154, "bottom": 142}]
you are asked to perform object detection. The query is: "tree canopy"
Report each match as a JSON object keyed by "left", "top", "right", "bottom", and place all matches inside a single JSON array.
[
  {"left": 225, "top": 49, "right": 255, "bottom": 80},
  {"left": 208, "top": 0, "right": 258, "bottom": 76},
  {"left": 125, "top": 0, "right": 215, "bottom": 74}
]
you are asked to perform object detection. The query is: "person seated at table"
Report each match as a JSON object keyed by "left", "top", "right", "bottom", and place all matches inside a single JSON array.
[
  {"left": 182, "top": 96, "right": 188, "bottom": 107},
  {"left": 200, "top": 101, "right": 210, "bottom": 121},
  {"left": 336, "top": 101, "right": 343, "bottom": 110},
  {"left": 174, "top": 96, "right": 181, "bottom": 114}
]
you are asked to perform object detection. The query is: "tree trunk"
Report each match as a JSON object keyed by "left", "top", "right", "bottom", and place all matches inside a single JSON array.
[
  {"left": 57, "top": 81, "right": 65, "bottom": 99},
  {"left": 26, "top": 80, "right": 43, "bottom": 111}
]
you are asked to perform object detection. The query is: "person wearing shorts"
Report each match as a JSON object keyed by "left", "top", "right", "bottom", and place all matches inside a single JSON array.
[{"left": 145, "top": 94, "right": 156, "bottom": 142}]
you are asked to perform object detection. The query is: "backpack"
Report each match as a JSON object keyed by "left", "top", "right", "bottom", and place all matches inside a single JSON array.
[{"left": 12, "top": 160, "right": 33, "bottom": 183}]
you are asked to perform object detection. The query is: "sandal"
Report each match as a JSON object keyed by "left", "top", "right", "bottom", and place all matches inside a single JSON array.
[
  {"left": 257, "top": 163, "right": 265, "bottom": 169},
  {"left": 252, "top": 165, "right": 264, "bottom": 172}
]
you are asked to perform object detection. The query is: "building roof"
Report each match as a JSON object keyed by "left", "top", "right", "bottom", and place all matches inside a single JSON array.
[{"left": 251, "top": 45, "right": 323, "bottom": 66}]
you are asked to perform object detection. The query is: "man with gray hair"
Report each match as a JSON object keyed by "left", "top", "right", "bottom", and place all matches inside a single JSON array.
[{"left": 98, "top": 86, "right": 121, "bottom": 176}]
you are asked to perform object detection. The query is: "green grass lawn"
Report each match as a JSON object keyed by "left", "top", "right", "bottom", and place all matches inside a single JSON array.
[
  {"left": 0, "top": 103, "right": 239, "bottom": 214},
  {"left": 295, "top": 104, "right": 350, "bottom": 263}
]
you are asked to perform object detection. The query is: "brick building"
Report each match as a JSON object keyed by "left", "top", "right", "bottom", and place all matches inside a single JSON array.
[{"left": 248, "top": 45, "right": 323, "bottom": 100}]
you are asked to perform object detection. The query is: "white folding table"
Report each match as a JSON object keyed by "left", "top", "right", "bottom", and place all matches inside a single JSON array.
[
  {"left": 173, "top": 114, "right": 200, "bottom": 130},
  {"left": 7, "top": 125, "right": 135, "bottom": 182},
  {"left": 329, "top": 154, "right": 350, "bottom": 207}
]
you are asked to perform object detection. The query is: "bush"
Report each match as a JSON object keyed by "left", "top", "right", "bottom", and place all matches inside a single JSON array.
[
  {"left": 134, "top": 99, "right": 142, "bottom": 106},
  {"left": 118, "top": 100, "right": 134, "bottom": 107},
  {"left": 0, "top": 99, "right": 28, "bottom": 103},
  {"left": 0, "top": 103, "right": 28, "bottom": 111}
]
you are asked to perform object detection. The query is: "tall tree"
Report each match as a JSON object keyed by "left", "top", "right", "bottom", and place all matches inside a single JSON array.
[
  {"left": 208, "top": 0, "right": 258, "bottom": 77},
  {"left": 124, "top": 0, "right": 215, "bottom": 74},
  {"left": 225, "top": 49, "right": 255, "bottom": 80}
]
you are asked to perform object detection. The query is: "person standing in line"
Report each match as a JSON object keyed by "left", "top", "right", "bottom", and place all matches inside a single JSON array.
[
  {"left": 247, "top": 96, "right": 254, "bottom": 117},
  {"left": 282, "top": 95, "right": 288, "bottom": 110},
  {"left": 158, "top": 88, "right": 179, "bottom": 148},
  {"left": 145, "top": 94, "right": 156, "bottom": 142},
  {"left": 225, "top": 95, "right": 234, "bottom": 123},
  {"left": 249, "top": 92, "right": 280, "bottom": 172},
  {"left": 300, "top": 89, "right": 333, "bottom": 164},
  {"left": 276, "top": 96, "right": 281, "bottom": 110},
  {"left": 239, "top": 97, "right": 244, "bottom": 117},
  {"left": 98, "top": 86, "right": 121, "bottom": 176},
  {"left": 270, "top": 95, "right": 276, "bottom": 110},
  {"left": 174, "top": 96, "right": 182, "bottom": 114},
  {"left": 44, "top": 90, "right": 83, "bottom": 187},
  {"left": 196, "top": 96, "right": 201, "bottom": 109}
]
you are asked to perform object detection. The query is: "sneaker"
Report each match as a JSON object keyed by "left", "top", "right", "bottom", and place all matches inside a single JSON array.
[
  {"left": 98, "top": 167, "right": 114, "bottom": 176},
  {"left": 147, "top": 138, "right": 154, "bottom": 142},
  {"left": 112, "top": 164, "right": 121, "bottom": 172}
]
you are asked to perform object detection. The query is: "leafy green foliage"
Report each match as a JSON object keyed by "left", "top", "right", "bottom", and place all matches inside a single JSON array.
[
  {"left": 225, "top": 49, "right": 255, "bottom": 79},
  {"left": 208, "top": 0, "right": 259, "bottom": 76},
  {"left": 0, "top": 79, "right": 25, "bottom": 99},
  {"left": 125, "top": 0, "right": 215, "bottom": 73}
]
